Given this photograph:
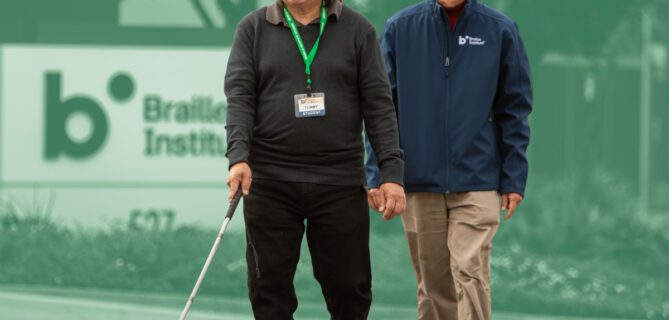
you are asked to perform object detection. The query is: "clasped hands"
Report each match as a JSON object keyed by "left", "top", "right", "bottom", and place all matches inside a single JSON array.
[{"left": 367, "top": 183, "right": 406, "bottom": 221}]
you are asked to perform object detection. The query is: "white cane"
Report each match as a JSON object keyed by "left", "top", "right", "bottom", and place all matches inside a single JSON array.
[{"left": 178, "top": 189, "right": 243, "bottom": 320}]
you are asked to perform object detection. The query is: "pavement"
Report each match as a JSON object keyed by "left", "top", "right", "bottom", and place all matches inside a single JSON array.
[{"left": 0, "top": 286, "right": 639, "bottom": 320}]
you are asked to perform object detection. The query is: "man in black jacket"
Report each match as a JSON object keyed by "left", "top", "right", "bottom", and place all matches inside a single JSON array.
[{"left": 224, "top": 0, "right": 406, "bottom": 319}]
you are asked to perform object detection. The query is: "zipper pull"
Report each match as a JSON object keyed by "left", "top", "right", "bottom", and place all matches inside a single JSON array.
[{"left": 445, "top": 56, "right": 451, "bottom": 67}]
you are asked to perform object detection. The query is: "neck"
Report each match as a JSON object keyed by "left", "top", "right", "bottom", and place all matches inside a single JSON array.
[
  {"left": 283, "top": 0, "right": 322, "bottom": 25},
  {"left": 437, "top": 0, "right": 466, "bottom": 9}
]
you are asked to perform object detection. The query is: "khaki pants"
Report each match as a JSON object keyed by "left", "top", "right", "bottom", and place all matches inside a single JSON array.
[{"left": 401, "top": 191, "right": 500, "bottom": 320}]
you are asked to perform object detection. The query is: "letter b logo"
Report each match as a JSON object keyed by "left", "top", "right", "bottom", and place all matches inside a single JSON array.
[
  {"left": 45, "top": 72, "right": 109, "bottom": 159},
  {"left": 459, "top": 36, "right": 467, "bottom": 45}
]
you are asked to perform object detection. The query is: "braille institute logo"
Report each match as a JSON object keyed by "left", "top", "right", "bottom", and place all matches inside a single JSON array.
[
  {"left": 459, "top": 35, "right": 486, "bottom": 46},
  {"left": 44, "top": 71, "right": 135, "bottom": 160}
]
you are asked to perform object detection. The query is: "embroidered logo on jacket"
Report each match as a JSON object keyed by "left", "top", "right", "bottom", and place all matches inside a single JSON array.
[{"left": 458, "top": 35, "right": 485, "bottom": 46}]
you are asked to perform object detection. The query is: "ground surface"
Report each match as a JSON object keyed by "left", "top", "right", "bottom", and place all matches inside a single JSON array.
[{"left": 0, "top": 285, "right": 640, "bottom": 320}]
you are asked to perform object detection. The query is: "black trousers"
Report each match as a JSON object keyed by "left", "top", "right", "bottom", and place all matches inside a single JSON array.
[{"left": 243, "top": 179, "right": 372, "bottom": 320}]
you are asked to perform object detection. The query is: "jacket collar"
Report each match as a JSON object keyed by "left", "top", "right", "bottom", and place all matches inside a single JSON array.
[
  {"left": 429, "top": 0, "right": 477, "bottom": 19},
  {"left": 266, "top": 0, "right": 343, "bottom": 26}
]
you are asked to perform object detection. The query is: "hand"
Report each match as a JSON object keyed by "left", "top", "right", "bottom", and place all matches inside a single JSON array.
[
  {"left": 378, "top": 183, "right": 406, "bottom": 221},
  {"left": 367, "top": 188, "right": 384, "bottom": 212},
  {"left": 227, "top": 162, "right": 252, "bottom": 203},
  {"left": 501, "top": 193, "right": 523, "bottom": 221}
]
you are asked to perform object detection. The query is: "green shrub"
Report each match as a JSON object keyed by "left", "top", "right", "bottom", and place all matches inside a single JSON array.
[{"left": 496, "top": 169, "right": 669, "bottom": 273}]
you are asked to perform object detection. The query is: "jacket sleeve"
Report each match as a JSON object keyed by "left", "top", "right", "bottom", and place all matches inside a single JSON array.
[
  {"left": 493, "top": 22, "right": 533, "bottom": 196},
  {"left": 224, "top": 17, "right": 256, "bottom": 168},
  {"left": 359, "top": 24, "right": 404, "bottom": 187}
]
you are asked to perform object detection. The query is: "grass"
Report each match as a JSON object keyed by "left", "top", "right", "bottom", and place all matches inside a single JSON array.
[{"left": 1, "top": 171, "right": 668, "bottom": 319}]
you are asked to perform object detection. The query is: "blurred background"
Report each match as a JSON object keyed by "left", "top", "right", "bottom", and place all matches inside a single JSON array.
[{"left": 1, "top": 0, "right": 668, "bottom": 319}]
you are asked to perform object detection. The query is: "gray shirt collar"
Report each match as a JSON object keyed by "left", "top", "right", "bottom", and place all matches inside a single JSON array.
[{"left": 266, "top": 0, "right": 343, "bottom": 26}]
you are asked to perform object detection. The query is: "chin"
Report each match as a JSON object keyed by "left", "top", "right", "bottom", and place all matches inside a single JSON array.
[{"left": 283, "top": 0, "right": 317, "bottom": 6}]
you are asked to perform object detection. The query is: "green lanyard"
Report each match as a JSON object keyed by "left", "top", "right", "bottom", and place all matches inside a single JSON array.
[{"left": 283, "top": 0, "right": 327, "bottom": 94}]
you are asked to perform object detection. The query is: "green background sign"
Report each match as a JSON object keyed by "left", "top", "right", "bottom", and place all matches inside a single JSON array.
[{"left": 1, "top": 45, "right": 234, "bottom": 228}]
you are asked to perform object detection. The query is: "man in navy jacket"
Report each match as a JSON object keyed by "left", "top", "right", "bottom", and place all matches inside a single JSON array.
[{"left": 365, "top": 0, "right": 532, "bottom": 319}]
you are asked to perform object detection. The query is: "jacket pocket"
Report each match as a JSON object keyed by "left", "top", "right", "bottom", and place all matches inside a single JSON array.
[{"left": 247, "top": 237, "right": 262, "bottom": 279}]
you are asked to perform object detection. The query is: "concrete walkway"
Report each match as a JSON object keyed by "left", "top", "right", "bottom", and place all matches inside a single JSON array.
[{"left": 0, "top": 289, "right": 639, "bottom": 320}]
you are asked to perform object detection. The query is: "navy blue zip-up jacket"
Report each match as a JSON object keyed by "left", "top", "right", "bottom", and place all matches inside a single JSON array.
[{"left": 365, "top": 0, "right": 532, "bottom": 195}]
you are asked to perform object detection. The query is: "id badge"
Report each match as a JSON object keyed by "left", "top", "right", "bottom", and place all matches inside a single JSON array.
[{"left": 294, "top": 93, "right": 326, "bottom": 118}]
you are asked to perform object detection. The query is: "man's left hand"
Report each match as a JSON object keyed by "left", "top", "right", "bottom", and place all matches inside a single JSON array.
[{"left": 501, "top": 193, "right": 523, "bottom": 221}]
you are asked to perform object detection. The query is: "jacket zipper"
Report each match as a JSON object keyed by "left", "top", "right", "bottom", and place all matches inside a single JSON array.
[
  {"left": 443, "top": 12, "right": 452, "bottom": 194},
  {"left": 442, "top": 3, "right": 468, "bottom": 194}
]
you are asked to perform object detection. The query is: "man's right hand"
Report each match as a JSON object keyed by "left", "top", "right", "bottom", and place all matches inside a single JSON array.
[
  {"left": 367, "top": 188, "right": 384, "bottom": 213},
  {"left": 228, "top": 162, "right": 252, "bottom": 202}
]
